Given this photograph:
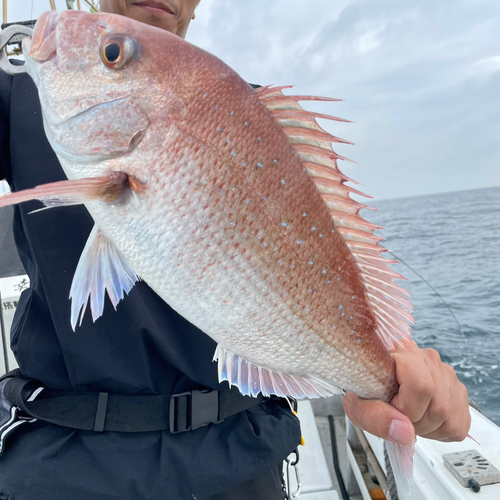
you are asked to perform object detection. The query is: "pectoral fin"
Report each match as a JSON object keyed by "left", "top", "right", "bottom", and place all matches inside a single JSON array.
[
  {"left": 0, "top": 173, "right": 129, "bottom": 209},
  {"left": 70, "top": 225, "right": 138, "bottom": 330}
]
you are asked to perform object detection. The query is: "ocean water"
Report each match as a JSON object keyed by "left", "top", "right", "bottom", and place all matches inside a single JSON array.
[{"left": 365, "top": 186, "right": 500, "bottom": 425}]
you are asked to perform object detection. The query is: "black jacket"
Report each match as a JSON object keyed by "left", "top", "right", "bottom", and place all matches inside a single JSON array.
[{"left": 0, "top": 68, "right": 300, "bottom": 500}]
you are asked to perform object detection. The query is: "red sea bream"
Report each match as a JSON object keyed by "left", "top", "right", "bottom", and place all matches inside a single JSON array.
[{"left": 0, "top": 10, "right": 415, "bottom": 485}]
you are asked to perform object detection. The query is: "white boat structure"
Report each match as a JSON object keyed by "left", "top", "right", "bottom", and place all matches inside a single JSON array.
[{"left": 1, "top": 2, "right": 499, "bottom": 499}]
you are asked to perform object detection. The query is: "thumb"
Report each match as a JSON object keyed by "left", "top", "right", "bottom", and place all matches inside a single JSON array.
[{"left": 343, "top": 392, "right": 415, "bottom": 445}]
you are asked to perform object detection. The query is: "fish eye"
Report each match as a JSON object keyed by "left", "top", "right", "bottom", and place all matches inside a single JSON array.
[
  {"left": 100, "top": 34, "right": 136, "bottom": 70},
  {"left": 105, "top": 43, "right": 120, "bottom": 62}
]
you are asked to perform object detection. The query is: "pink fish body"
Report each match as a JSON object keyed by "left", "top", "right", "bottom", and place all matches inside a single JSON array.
[{"left": 2, "top": 9, "right": 415, "bottom": 484}]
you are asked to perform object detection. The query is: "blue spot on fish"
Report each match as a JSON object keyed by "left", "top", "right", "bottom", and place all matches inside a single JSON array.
[
  {"left": 215, "top": 106, "right": 218, "bottom": 110},
  {"left": 242, "top": 162, "right": 247, "bottom": 167},
  {"left": 322, "top": 270, "right": 327, "bottom": 274},
  {"left": 320, "top": 234, "right": 323, "bottom": 238},
  {"left": 308, "top": 261, "right": 314, "bottom": 265},
  {"left": 282, "top": 222, "right": 288, "bottom": 227},
  {"left": 357, "top": 339, "right": 361, "bottom": 343},
  {"left": 281, "top": 179, "right": 286, "bottom": 185},
  {"left": 258, "top": 137, "right": 262, "bottom": 141},
  {"left": 308, "top": 289, "right": 313, "bottom": 293},
  {"left": 303, "top": 213, "right": 307, "bottom": 217},
  {"left": 312, "top": 227, "right": 316, "bottom": 231},
  {"left": 339, "top": 305, "right": 343, "bottom": 309},
  {"left": 204, "top": 93, "right": 208, "bottom": 97},
  {"left": 296, "top": 240, "right": 302, "bottom": 245},
  {"left": 245, "top": 122, "right": 249, "bottom": 126},
  {"left": 231, "top": 111, "right": 234, "bottom": 115},
  {"left": 274, "top": 159, "right": 278, "bottom": 163},
  {"left": 231, "top": 151, "right": 237, "bottom": 157},
  {"left": 217, "top": 128, "right": 222, "bottom": 132}
]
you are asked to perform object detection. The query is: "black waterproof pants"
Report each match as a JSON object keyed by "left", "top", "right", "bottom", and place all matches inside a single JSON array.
[
  {"left": 206, "top": 463, "right": 286, "bottom": 500},
  {"left": 0, "top": 464, "right": 287, "bottom": 500}
]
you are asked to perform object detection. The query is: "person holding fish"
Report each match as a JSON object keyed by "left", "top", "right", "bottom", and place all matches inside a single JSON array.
[{"left": 0, "top": 1, "right": 471, "bottom": 499}]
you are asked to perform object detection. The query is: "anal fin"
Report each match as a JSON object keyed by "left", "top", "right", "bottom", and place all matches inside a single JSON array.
[
  {"left": 214, "top": 345, "right": 343, "bottom": 399},
  {"left": 70, "top": 225, "right": 138, "bottom": 330}
]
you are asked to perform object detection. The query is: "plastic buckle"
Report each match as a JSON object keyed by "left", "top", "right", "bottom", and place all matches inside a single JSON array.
[
  {"left": 169, "top": 390, "right": 222, "bottom": 434},
  {"left": 0, "top": 405, "right": 37, "bottom": 457}
]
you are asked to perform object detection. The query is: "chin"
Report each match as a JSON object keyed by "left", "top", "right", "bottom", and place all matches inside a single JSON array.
[{"left": 129, "top": 8, "right": 177, "bottom": 33}]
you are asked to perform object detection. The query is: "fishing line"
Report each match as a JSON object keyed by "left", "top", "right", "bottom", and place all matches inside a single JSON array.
[
  {"left": 82, "top": 0, "right": 100, "bottom": 12},
  {"left": 380, "top": 245, "right": 464, "bottom": 336}
]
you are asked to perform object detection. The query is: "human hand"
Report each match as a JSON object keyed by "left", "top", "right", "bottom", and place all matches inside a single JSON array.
[{"left": 343, "top": 339, "right": 471, "bottom": 445}]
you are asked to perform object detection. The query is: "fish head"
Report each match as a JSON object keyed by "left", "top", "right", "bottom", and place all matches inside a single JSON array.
[{"left": 23, "top": 9, "right": 207, "bottom": 181}]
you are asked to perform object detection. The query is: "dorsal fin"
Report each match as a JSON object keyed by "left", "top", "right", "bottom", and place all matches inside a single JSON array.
[{"left": 256, "top": 86, "right": 413, "bottom": 349}]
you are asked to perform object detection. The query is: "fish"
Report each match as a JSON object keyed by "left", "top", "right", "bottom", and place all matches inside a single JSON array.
[{"left": 1, "top": 9, "right": 415, "bottom": 487}]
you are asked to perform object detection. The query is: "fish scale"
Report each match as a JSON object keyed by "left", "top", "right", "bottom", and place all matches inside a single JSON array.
[{"left": 136, "top": 129, "right": 386, "bottom": 394}]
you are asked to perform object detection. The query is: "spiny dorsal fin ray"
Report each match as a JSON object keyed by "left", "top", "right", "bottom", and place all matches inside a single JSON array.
[
  {"left": 256, "top": 85, "right": 413, "bottom": 350},
  {"left": 312, "top": 178, "right": 372, "bottom": 199},
  {"left": 303, "top": 162, "right": 361, "bottom": 186},
  {"left": 272, "top": 108, "right": 352, "bottom": 124},
  {"left": 283, "top": 126, "right": 353, "bottom": 145}
]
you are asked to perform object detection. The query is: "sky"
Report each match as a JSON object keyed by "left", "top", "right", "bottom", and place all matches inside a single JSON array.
[{"left": 4, "top": 0, "right": 499, "bottom": 200}]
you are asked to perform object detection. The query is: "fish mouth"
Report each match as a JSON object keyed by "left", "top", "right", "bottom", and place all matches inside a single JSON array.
[
  {"left": 134, "top": 0, "right": 178, "bottom": 16},
  {"left": 24, "top": 10, "right": 59, "bottom": 63}
]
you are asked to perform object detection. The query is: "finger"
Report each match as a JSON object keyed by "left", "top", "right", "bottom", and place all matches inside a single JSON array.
[
  {"left": 390, "top": 343, "right": 435, "bottom": 423},
  {"left": 413, "top": 401, "right": 448, "bottom": 436},
  {"left": 416, "top": 378, "right": 471, "bottom": 441},
  {"left": 420, "top": 410, "right": 471, "bottom": 442},
  {"left": 343, "top": 392, "right": 415, "bottom": 445}
]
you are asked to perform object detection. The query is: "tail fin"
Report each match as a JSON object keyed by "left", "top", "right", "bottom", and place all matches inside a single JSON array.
[{"left": 385, "top": 439, "right": 415, "bottom": 494}]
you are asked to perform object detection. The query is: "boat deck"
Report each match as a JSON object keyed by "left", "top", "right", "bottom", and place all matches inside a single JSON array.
[{"left": 288, "top": 396, "right": 500, "bottom": 500}]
